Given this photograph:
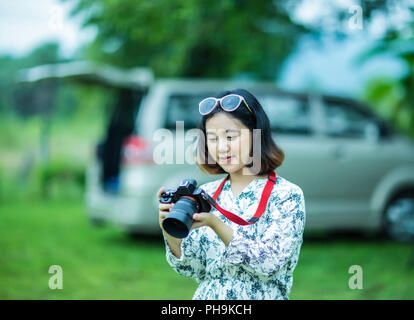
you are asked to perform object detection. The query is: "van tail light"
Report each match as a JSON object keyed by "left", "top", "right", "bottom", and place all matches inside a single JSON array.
[{"left": 122, "top": 135, "right": 154, "bottom": 165}]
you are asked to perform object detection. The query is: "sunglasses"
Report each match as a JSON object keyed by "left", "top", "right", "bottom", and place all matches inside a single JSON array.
[{"left": 198, "top": 94, "right": 253, "bottom": 115}]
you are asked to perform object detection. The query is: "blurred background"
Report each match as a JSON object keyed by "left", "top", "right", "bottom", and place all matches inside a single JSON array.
[{"left": 1, "top": 0, "right": 414, "bottom": 299}]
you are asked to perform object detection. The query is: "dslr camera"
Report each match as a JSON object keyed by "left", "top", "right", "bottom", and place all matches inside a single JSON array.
[{"left": 160, "top": 179, "right": 214, "bottom": 238}]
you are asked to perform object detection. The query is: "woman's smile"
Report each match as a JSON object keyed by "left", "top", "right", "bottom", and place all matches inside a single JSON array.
[{"left": 218, "top": 155, "right": 234, "bottom": 163}]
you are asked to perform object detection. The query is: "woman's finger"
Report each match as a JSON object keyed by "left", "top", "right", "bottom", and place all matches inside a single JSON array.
[
  {"left": 157, "top": 186, "right": 165, "bottom": 199},
  {"left": 159, "top": 203, "right": 173, "bottom": 211},
  {"left": 193, "top": 212, "right": 209, "bottom": 220}
]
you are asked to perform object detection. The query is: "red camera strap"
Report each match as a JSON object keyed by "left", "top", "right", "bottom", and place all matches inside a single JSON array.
[{"left": 211, "top": 172, "right": 277, "bottom": 226}]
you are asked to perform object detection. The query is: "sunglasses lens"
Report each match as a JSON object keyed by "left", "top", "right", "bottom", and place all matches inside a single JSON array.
[
  {"left": 199, "top": 98, "right": 217, "bottom": 114},
  {"left": 221, "top": 95, "right": 241, "bottom": 111}
]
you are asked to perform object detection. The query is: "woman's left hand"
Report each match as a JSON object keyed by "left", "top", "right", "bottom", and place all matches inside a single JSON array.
[
  {"left": 192, "top": 212, "right": 220, "bottom": 230},
  {"left": 192, "top": 212, "right": 234, "bottom": 247}
]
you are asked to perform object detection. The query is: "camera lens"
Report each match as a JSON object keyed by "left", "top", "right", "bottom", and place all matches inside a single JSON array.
[{"left": 162, "top": 197, "right": 198, "bottom": 238}]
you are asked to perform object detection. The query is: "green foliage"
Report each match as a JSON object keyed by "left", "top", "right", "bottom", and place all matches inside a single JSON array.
[
  {"left": 71, "top": 84, "right": 117, "bottom": 121},
  {"left": 0, "top": 42, "right": 63, "bottom": 114},
  {"left": 33, "top": 158, "right": 86, "bottom": 199},
  {"left": 0, "top": 114, "right": 103, "bottom": 202},
  {"left": 361, "top": 38, "right": 414, "bottom": 138},
  {"left": 68, "top": 0, "right": 306, "bottom": 79}
]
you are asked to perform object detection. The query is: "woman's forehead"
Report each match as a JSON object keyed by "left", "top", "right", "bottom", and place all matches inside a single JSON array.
[{"left": 205, "top": 112, "right": 247, "bottom": 131}]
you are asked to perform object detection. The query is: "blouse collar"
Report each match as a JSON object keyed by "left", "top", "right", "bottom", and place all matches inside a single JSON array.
[{"left": 222, "top": 176, "right": 268, "bottom": 199}]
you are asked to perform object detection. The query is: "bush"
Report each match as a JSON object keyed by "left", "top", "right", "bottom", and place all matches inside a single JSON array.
[{"left": 34, "top": 158, "right": 86, "bottom": 199}]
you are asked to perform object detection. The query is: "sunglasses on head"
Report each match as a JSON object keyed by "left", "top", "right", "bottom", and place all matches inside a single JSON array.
[{"left": 198, "top": 94, "right": 253, "bottom": 115}]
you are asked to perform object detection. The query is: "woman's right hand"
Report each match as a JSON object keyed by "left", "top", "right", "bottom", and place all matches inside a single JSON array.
[
  {"left": 157, "top": 186, "right": 174, "bottom": 232},
  {"left": 157, "top": 186, "right": 182, "bottom": 258}
]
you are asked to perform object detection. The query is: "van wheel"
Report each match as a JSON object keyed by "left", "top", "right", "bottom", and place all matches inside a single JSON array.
[{"left": 383, "top": 191, "right": 414, "bottom": 242}]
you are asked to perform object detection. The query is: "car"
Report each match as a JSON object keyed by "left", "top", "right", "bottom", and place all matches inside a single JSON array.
[{"left": 86, "top": 78, "right": 414, "bottom": 241}]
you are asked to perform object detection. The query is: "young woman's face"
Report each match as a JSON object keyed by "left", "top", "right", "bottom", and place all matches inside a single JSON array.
[{"left": 205, "top": 112, "right": 252, "bottom": 174}]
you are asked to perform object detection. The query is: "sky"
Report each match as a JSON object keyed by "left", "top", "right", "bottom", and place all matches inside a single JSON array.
[
  {"left": 0, "top": 0, "right": 96, "bottom": 57},
  {"left": 278, "top": 34, "right": 406, "bottom": 97},
  {"left": 0, "top": 0, "right": 408, "bottom": 97}
]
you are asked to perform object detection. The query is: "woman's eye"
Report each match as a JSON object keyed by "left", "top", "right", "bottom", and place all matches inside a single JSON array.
[{"left": 227, "top": 136, "right": 237, "bottom": 141}]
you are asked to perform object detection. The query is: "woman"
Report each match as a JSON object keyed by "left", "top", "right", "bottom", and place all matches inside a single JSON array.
[{"left": 157, "top": 88, "right": 306, "bottom": 300}]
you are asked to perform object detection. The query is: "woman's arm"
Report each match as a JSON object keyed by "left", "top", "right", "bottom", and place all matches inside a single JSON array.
[
  {"left": 223, "top": 188, "right": 306, "bottom": 277},
  {"left": 163, "top": 231, "right": 183, "bottom": 258},
  {"left": 158, "top": 186, "right": 207, "bottom": 282},
  {"left": 192, "top": 213, "right": 233, "bottom": 246},
  {"left": 163, "top": 227, "right": 207, "bottom": 282}
]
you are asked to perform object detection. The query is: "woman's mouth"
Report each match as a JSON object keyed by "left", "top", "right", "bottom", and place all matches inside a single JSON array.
[{"left": 218, "top": 156, "right": 233, "bottom": 163}]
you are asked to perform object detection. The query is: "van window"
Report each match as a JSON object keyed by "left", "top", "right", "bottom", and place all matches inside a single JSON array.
[
  {"left": 324, "top": 101, "right": 379, "bottom": 139},
  {"left": 165, "top": 94, "right": 208, "bottom": 130},
  {"left": 259, "top": 95, "right": 312, "bottom": 134},
  {"left": 165, "top": 93, "right": 313, "bottom": 135}
]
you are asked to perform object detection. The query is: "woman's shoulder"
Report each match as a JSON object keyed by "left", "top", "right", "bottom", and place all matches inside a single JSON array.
[
  {"left": 272, "top": 175, "right": 305, "bottom": 202},
  {"left": 199, "top": 176, "right": 227, "bottom": 195}
]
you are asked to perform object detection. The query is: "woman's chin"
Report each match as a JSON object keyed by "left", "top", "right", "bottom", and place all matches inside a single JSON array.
[{"left": 218, "top": 162, "right": 244, "bottom": 174}]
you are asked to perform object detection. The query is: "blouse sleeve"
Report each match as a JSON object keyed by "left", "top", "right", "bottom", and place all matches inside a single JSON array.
[
  {"left": 164, "top": 227, "right": 206, "bottom": 283},
  {"left": 221, "top": 187, "right": 306, "bottom": 277}
]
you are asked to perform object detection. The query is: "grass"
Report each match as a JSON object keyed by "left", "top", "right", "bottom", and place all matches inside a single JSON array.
[
  {"left": 0, "top": 198, "right": 197, "bottom": 299},
  {"left": 1, "top": 198, "right": 414, "bottom": 300},
  {"left": 291, "top": 237, "right": 414, "bottom": 299}
]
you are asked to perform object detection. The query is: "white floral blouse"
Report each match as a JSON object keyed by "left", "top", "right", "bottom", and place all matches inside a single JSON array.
[{"left": 163, "top": 174, "right": 306, "bottom": 300}]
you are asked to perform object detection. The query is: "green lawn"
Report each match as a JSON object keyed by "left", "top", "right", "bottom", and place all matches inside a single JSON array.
[
  {"left": 1, "top": 199, "right": 414, "bottom": 300},
  {"left": 0, "top": 199, "right": 197, "bottom": 299}
]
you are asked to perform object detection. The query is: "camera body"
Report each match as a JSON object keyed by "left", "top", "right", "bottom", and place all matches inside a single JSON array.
[{"left": 160, "top": 179, "right": 213, "bottom": 238}]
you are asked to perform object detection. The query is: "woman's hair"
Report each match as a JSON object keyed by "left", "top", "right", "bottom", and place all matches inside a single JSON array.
[{"left": 197, "top": 88, "right": 284, "bottom": 175}]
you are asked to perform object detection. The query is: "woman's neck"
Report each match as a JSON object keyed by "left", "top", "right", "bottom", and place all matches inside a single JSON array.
[{"left": 229, "top": 171, "right": 267, "bottom": 186}]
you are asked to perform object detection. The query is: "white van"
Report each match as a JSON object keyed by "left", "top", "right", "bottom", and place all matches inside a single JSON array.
[{"left": 86, "top": 78, "right": 414, "bottom": 241}]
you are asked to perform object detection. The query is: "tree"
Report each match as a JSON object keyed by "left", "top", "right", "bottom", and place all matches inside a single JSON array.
[
  {"left": 278, "top": 0, "right": 414, "bottom": 137},
  {"left": 65, "top": 0, "right": 307, "bottom": 79},
  {"left": 360, "top": 36, "right": 414, "bottom": 138},
  {"left": 0, "top": 42, "right": 63, "bottom": 114}
]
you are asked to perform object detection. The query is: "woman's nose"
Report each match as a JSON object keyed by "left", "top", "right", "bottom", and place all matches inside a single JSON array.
[{"left": 217, "top": 138, "right": 230, "bottom": 152}]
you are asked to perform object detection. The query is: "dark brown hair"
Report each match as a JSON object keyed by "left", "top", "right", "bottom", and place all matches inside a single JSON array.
[{"left": 197, "top": 88, "right": 284, "bottom": 175}]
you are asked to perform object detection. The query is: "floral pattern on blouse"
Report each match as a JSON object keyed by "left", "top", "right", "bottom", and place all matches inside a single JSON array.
[{"left": 163, "top": 174, "right": 306, "bottom": 300}]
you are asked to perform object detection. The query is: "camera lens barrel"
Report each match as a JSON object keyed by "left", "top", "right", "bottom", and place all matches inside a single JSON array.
[{"left": 162, "top": 197, "right": 199, "bottom": 238}]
